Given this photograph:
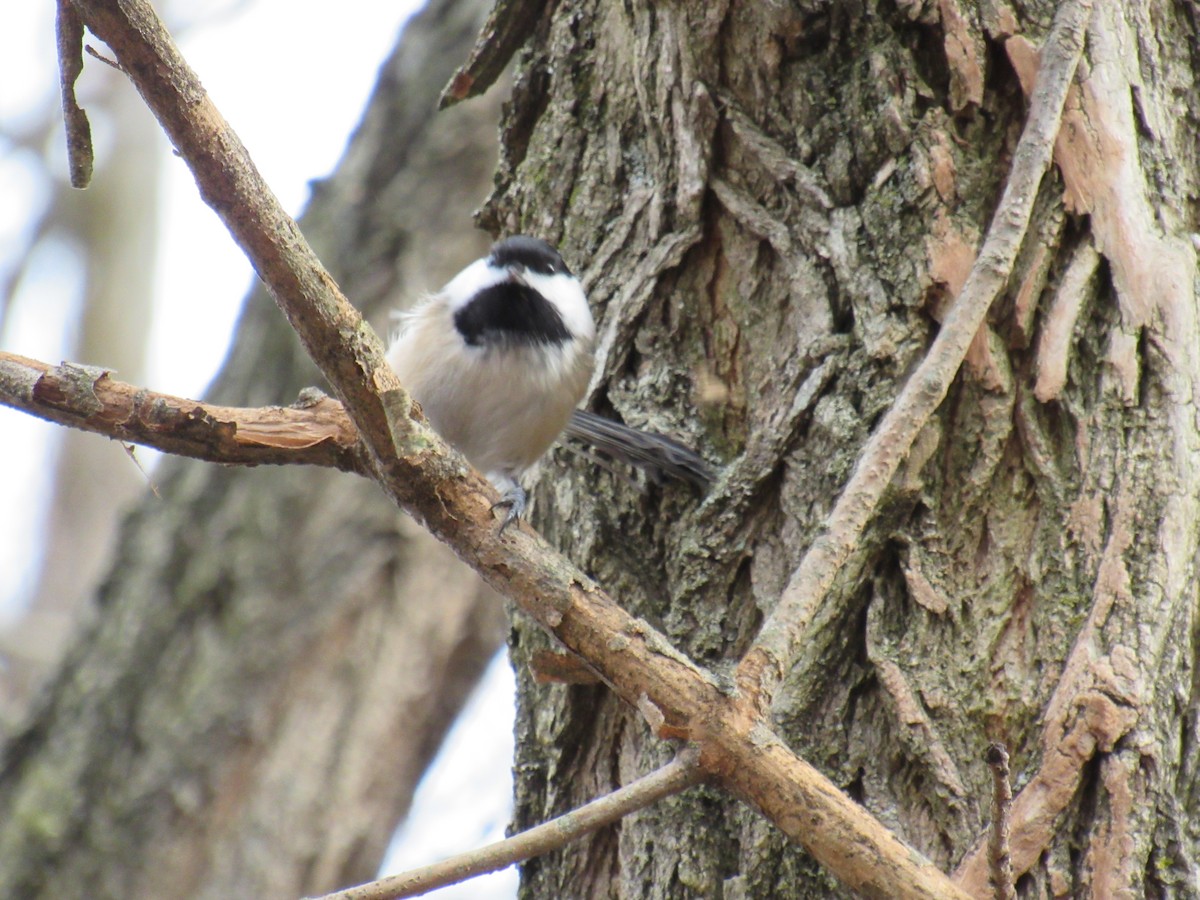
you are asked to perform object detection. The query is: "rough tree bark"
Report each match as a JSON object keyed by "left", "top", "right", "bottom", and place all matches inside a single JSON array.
[
  {"left": 0, "top": 0, "right": 507, "bottom": 896},
  {"left": 491, "top": 1, "right": 1200, "bottom": 897}
]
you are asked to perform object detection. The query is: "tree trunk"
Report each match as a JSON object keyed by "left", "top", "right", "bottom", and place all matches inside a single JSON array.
[
  {"left": 0, "top": 0, "right": 507, "bottom": 896},
  {"left": 495, "top": 1, "right": 1200, "bottom": 896}
]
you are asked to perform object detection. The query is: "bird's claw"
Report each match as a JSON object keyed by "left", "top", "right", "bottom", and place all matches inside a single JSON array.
[{"left": 491, "top": 485, "right": 527, "bottom": 535}]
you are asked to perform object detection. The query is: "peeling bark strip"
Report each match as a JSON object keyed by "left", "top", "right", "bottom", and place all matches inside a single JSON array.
[
  {"left": 1032, "top": 238, "right": 1100, "bottom": 401},
  {"left": 59, "top": 1, "right": 973, "bottom": 897},
  {"left": 0, "top": 352, "right": 368, "bottom": 473},
  {"left": 438, "top": 0, "right": 549, "bottom": 108}
]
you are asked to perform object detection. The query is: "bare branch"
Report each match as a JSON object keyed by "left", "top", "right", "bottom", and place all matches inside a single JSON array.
[
  {"left": 314, "top": 751, "right": 705, "bottom": 900},
  {"left": 0, "top": 351, "right": 369, "bottom": 474},
  {"left": 68, "top": 0, "right": 410, "bottom": 484},
  {"left": 737, "top": 0, "right": 1095, "bottom": 707}
]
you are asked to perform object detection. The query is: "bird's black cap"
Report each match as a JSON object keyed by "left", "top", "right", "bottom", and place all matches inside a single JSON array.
[{"left": 489, "top": 235, "right": 572, "bottom": 277}]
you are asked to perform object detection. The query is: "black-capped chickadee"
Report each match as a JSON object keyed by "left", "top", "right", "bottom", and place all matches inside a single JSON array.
[{"left": 387, "top": 235, "right": 712, "bottom": 530}]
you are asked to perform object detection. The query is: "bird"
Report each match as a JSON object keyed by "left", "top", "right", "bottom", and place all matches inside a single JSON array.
[{"left": 386, "top": 235, "right": 712, "bottom": 531}]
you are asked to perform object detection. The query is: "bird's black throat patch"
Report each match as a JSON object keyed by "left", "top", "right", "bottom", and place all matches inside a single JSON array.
[{"left": 454, "top": 280, "right": 571, "bottom": 348}]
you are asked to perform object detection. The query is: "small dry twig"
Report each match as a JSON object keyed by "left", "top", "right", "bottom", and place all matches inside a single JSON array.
[
  {"left": 986, "top": 743, "right": 1015, "bottom": 900},
  {"left": 84, "top": 43, "right": 122, "bottom": 69}
]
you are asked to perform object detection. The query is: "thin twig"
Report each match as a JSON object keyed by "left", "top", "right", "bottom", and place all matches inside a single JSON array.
[
  {"left": 120, "top": 442, "right": 161, "bottom": 498},
  {"left": 985, "top": 743, "right": 1015, "bottom": 900},
  {"left": 314, "top": 751, "right": 705, "bottom": 900},
  {"left": 84, "top": 43, "right": 122, "bottom": 69},
  {"left": 0, "top": 351, "right": 369, "bottom": 474},
  {"left": 56, "top": 0, "right": 94, "bottom": 188},
  {"left": 736, "top": 0, "right": 1095, "bottom": 708}
]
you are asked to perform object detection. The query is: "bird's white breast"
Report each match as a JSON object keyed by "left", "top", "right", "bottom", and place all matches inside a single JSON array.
[{"left": 386, "top": 290, "right": 594, "bottom": 481}]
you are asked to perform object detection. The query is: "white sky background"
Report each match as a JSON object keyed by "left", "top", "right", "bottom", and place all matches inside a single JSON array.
[{"left": 0, "top": 1, "right": 517, "bottom": 895}]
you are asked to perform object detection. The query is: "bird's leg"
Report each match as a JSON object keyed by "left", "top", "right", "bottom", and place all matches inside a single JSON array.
[{"left": 489, "top": 474, "right": 527, "bottom": 534}]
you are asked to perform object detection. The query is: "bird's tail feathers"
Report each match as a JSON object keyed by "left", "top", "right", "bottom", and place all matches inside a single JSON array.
[{"left": 562, "top": 409, "right": 714, "bottom": 491}]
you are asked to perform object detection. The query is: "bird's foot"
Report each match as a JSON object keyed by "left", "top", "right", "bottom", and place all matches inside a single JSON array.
[{"left": 491, "top": 484, "right": 527, "bottom": 535}]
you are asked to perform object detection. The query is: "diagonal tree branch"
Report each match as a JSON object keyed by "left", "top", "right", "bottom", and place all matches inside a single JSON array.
[
  {"left": 736, "top": 0, "right": 1095, "bottom": 710},
  {"left": 317, "top": 751, "right": 706, "bottom": 900},
  {"left": 0, "top": 351, "right": 369, "bottom": 473}
]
